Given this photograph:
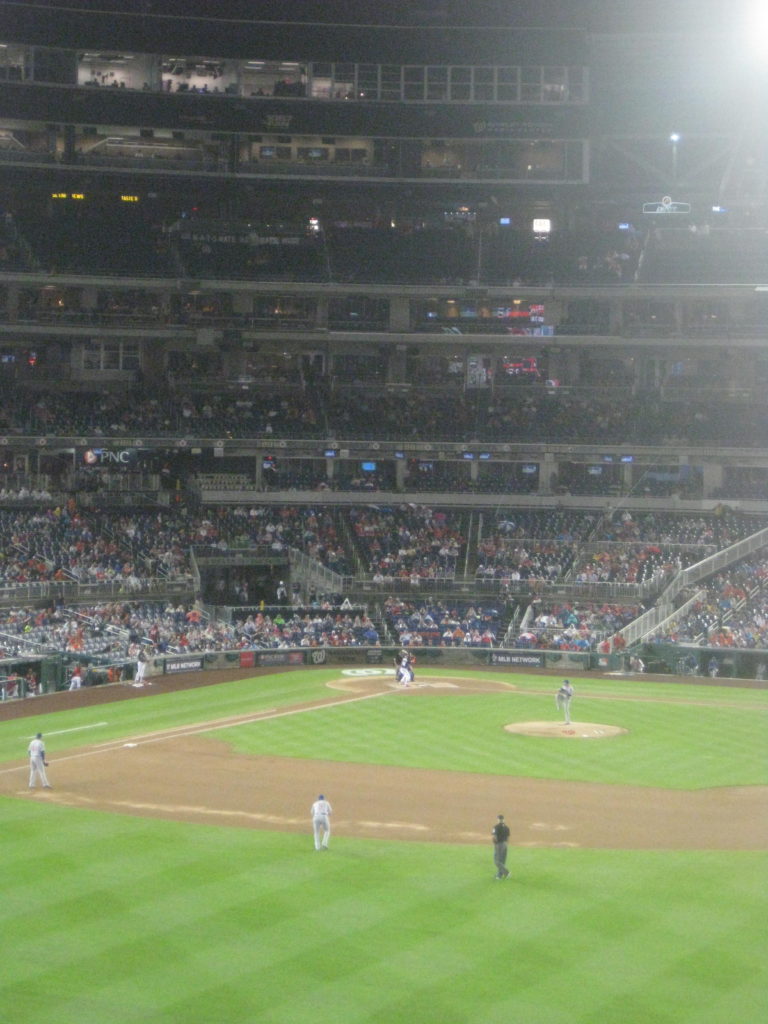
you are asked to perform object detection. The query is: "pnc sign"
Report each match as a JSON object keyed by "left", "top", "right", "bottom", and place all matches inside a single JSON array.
[{"left": 82, "top": 448, "right": 137, "bottom": 466}]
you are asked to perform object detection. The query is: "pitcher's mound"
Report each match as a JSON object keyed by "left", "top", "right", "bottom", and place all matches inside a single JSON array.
[{"left": 505, "top": 721, "right": 627, "bottom": 739}]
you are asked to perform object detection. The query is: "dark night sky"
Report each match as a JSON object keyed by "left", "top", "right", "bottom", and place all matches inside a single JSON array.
[{"left": 0, "top": 0, "right": 751, "bottom": 34}]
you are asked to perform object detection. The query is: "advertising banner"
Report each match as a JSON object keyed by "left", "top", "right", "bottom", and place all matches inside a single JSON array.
[
  {"left": 257, "top": 651, "right": 304, "bottom": 667},
  {"left": 490, "top": 651, "right": 544, "bottom": 667},
  {"left": 165, "top": 656, "right": 205, "bottom": 674}
]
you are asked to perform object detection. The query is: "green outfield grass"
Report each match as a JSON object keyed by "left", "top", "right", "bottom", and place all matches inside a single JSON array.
[
  {"left": 2, "top": 669, "right": 767, "bottom": 1023},
  {"left": 1, "top": 799, "right": 766, "bottom": 1024},
  {"left": 1, "top": 670, "right": 766, "bottom": 789},
  {"left": 223, "top": 682, "right": 768, "bottom": 788}
]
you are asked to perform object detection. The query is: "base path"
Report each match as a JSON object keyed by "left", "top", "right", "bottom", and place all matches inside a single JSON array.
[{"left": 4, "top": 669, "right": 767, "bottom": 850}]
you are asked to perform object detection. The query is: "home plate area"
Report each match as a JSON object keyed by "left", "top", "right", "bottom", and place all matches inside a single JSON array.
[{"left": 326, "top": 671, "right": 514, "bottom": 695}]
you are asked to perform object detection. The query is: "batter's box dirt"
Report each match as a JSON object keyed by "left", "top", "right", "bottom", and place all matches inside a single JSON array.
[
  {"left": 326, "top": 674, "right": 515, "bottom": 694},
  {"left": 505, "top": 721, "right": 628, "bottom": 738}
]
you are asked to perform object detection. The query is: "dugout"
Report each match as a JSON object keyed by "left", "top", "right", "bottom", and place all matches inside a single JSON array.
[{"left": 637, "top": 642, "right": 768, "bottom": 681}]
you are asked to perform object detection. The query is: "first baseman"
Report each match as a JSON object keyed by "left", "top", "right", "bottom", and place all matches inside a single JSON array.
[{"left": 28, "top": 732, "right": 52, "bottom": 789}]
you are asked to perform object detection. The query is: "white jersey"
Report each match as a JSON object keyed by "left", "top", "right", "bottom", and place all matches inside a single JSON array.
[
  {"left": 28, "top": 737, "right": 45, "bottom": 759},
  {"left": 311, "top": 798, "right": 332, "bottom": 819}
]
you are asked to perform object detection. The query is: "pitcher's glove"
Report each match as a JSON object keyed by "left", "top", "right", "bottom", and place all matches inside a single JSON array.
[{"left": 44, "top": 761, "right": 49, "bottom": 767}]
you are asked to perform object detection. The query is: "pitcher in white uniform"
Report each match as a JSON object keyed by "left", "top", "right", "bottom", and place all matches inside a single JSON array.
[{"left": 555, "top": 679, "right": 574, "bottom": 725}]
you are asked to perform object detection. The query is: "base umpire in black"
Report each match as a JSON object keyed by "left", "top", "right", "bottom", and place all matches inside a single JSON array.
[{"left": 492, "top": 814, "right": 510, "bottom": 879}]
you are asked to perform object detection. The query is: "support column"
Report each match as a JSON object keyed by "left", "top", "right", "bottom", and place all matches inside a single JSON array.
[
  {"left": 388, "top": 296, "right": 411, "bottom": 332},
  {"left": 540, "top": 452, "right": 557, "bottom": 495},
  {"left": 6, "top": 283, "right": 19, "bottom": 321},
  {"left": 141, "top": 339, "right": 165, "bottom": 381},
  {"left": 63, "top": 124, "right": 76, "bottom": 164},
  {"left": 701, "top": 462, "right": 723, "bottom": 498},
  {"left": 81, "top": 286, "right": 98, "bottom": 313},
  {"left": 232, "top": 292, "right": 251, "bottom": 317},
  {"left": 608, "top": 297, "right": 624, "bottom": 335},
  {"left": 387, "top": 345, "right": 408, "bottom": 384}
]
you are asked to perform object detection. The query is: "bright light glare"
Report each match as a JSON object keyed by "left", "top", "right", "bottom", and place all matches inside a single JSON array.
[{"left": 744, "top": 3, "right": 768, "bottom": 61}]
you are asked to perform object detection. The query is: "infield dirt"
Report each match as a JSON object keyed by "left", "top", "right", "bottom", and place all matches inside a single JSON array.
[{"left": 4, "top": 668, "right": 767, "bottom": 850}]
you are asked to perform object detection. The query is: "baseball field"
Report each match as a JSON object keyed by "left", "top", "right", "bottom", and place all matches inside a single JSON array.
[{"left": 1, "top": 666, "right": 767, "bottom": 1024}]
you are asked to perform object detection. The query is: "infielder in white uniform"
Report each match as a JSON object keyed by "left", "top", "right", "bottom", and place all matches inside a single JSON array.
[
  {"left": 311, "top": 794, "right": 332, "bottom": 850},
  {"left": 555, "top": 679, "right": 574, "bottom": 724},
  {"left": 28, "top": 732, "right": 52, "bottom": 789}
]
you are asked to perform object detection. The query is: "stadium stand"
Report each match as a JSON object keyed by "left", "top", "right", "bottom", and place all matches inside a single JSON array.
[{"left": 0, "top": 1, "right": 765, "bottom": 694}]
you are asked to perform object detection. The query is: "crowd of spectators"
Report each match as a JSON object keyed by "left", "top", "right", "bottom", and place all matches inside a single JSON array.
[
  {"left": 0, "top": 502, "right": 765, "bottom": 695},
  {"left": 232, "top": 606, "right": 380, "bottom": 648},
  {"left": 0, "top": 503, "right": 361, "bottom": 589},
  {"left": 348, "top": 505, "right": 465, "bottom": 581},
  {"left": 2, "top": 384, "right": 765, "bottom": 450},
  {"left": 382, "top": 597, "right": 504, "bottom": 648},
  {"left": 196, "top": 505, "right": 352, "bottom": 576},
  {"left": 474, "top": 509, "right": 768, "bottom": 589},
  {"left": 476, "top": 539, "right": 579, "bottom": 582},
  {"left": 4, "top": 389, "right": 322, "bottom": 440},
  {"left": 481, "top": 390, "right": 766, "bottom": 448},
  {"left": 476, "top": 508, "right": 597, "bottom": 582},
  {"left": 0, "top": 600, "right": 215, "bottom": 659},
  {"left": 570, "top": 544, "right": 702, "bottom": 586},
  {"left": 596, "top": 509, "right": 763, "bottom": 547},
  {"left": 325, "top": 385, "right": 478, "bottom": 442},
  {"left": 0, "top": 504, "right": 194, "bottom": 586},
  {"left": 514, "top": 601, "right": 640, "bottom": 650},
  {"left": 0, "top": 599, "right": 384, "bottom": 664},
  {"left": 570, "top": 509, "right": 768, "bottom": 585},
  {"left": 651, "top": 554, "right": 768, "bottom": 649},
  {"left": 0, "top": 485, "right": 54, "bottom": 502},
  {"left": 0, "top": 502, "right": 763, "bottom": 595}
]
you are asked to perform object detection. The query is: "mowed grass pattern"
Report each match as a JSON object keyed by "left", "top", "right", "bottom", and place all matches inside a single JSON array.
[
  {"left": 2, "top": 669, "right": 767, "bottom": 1023},
  {"left": 223, "top": 684, "right": 768, "bottom": 788},
  {"left": 2, "top": 799, "right": 766, "bottom": 1024}
]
